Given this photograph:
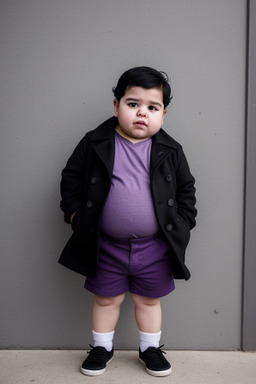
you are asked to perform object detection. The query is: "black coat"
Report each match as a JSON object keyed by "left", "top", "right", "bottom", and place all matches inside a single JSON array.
[{"left": 59, "top": 116, "right": 197, "bottom": 280}]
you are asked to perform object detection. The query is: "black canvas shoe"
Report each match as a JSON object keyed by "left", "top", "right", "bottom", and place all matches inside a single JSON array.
[
  {"left": 139, "top": 345, "right": 172, "bottom": 377},
  {"left": 81, "top": 345, "right": 114, "bottom": 376}
]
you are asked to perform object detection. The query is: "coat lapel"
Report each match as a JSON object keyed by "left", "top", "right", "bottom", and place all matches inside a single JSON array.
[
  {"left": 89, "top": 116, "right": 117, "bottom": 177},
  {"left": 93, "top": 138, "right": 115, "bottom": 177},
  {"left": 150, "top": 129, "right": 177, "bottom": 176}
]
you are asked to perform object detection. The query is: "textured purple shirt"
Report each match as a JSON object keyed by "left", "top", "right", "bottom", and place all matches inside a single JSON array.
[{"left": 100, "top": 132, "right": 160, "bottom": 239}]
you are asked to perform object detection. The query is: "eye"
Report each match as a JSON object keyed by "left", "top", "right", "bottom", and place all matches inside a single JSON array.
[
  {"left": 149, "top": 105, "right": 158, "bottom": 111},
  {"left": 128, "top": 102, "right": 138, "bottom": 108}
]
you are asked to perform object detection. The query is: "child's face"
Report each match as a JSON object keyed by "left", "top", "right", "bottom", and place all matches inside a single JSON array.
[{"left": 113, "top": 86, "right": 167, "bottom": 143}]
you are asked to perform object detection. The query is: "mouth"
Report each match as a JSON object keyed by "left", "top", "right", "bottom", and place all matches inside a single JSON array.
[{"left": 134, "top": 120, "right": 147, "bottom": 127}]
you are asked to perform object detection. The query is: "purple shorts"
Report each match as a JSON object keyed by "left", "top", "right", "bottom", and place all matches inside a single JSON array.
[{"left": 84, "top": 232, "right": 175, "bottom": 298}]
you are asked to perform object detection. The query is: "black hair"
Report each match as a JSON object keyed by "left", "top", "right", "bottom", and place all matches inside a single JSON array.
[{"left": 112, "top": 66, "right": 172, "bottom": 108}]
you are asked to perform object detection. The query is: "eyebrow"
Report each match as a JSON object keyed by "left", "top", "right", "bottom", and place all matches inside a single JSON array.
[{"left": 124, "top": 97, "right": 163, "bottom": 108}]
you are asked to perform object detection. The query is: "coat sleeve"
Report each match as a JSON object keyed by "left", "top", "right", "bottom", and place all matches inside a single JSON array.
[
  {"left": 175, "top": 147, "right": 197, "bottom": 229},
  {"left": 60, "top": 135, "right": 89, "bottom": 223}
]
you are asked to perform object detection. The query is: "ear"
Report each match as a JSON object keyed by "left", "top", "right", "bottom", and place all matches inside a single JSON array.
[
  {"left": 162, "top": 108, "right": 167, "bottom": 125},
  {"left": 113, "top": 99, "right": 119, "bottom": 117}
]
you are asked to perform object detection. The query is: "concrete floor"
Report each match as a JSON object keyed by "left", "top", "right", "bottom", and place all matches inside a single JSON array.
[{"left": 1, "top": 350, "right": 256, "bottom": 384}]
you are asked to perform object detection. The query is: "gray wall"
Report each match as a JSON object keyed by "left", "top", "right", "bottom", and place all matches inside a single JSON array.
[
  {"left": 243, "top": 0, "right": 256, "bottom": 351},
  {"left": 0, "top": 0, "right": 247, "bottom": 349}
]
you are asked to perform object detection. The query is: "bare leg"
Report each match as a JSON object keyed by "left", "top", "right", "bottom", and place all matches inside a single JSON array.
[
  {"left": 130, "top": 293, "right": 162, "bottom": 332},
  {"left": 93, "top": 294, "right": 125, "bottom": 332}
]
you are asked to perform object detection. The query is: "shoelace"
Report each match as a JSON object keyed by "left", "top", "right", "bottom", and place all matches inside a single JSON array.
[
  {"left": 146, "top": 345, "right": 167, "bottom": 361},
  {"left": 86, "top": 344, "right": 107, "bottom": 360}
]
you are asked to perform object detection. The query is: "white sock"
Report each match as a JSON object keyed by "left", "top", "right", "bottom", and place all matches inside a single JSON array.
[
  {"left": 139, "top": 330, "right": 162, "bottom": 352},
  {"left": 92, "top": 330, "right": 115, "bottom": 352}
]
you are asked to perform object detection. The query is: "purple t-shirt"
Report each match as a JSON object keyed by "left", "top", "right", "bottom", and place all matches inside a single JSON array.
[{"left": 100, "top": 132, "right": 160, "bottom": 239}]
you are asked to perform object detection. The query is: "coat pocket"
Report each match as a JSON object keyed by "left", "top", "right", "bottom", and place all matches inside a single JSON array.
[
  {"left": 71, "top": 208, "right": 83, "bottom": 232},
  {"left": 176, "top": 214, "right": 190, "bottom": 229},
  {"left": 174, "top": 214, "right": 191, "bottom": 248}
]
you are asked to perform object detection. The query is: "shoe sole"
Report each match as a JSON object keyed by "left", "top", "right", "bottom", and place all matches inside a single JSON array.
[
  {"left": 139, "top": 357, "right": 172, "bottom": 377},
  {"left": 81, "top": 356, "right": 114, "bottom": 376}
]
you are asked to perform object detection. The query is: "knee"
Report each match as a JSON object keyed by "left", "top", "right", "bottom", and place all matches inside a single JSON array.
[
  {"left": 131, "top": 294, "right": 160, "bottom": 308},
  {"left": 95, "top": 293, "right": 125, "bottom": 308}
]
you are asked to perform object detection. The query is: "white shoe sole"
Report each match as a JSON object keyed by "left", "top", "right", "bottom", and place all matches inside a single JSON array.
[
  {"left": 81, "top": 356, "right": 113, "bottom": 376},
  {"left": 139, "top": 357, "right": 172, "bottom": 377}
]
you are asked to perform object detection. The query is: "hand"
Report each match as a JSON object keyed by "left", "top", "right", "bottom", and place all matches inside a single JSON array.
[{"left": 70, "top": 212, "right": 76, "bottom": 223}]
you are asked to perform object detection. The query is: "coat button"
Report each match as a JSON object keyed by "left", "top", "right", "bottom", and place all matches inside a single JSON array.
[
  {"left": 86, "top": 200, "right": 93, "bottom": 208},
  {"left": 166, "top": 224, "right": 173, "bottom": 232},
  {"left": 166, "top": 174, "right": 172, "bottom": 182},
  {"left": 91, "top": 176, "right": 97, "bottom": 184},
  {"left": 167, "top": 199, "right": 174, "bottom": 207}
]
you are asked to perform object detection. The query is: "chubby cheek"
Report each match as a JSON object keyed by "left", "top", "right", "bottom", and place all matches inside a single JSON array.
[{"left": 116, "top": 112, "right": 132, "bottom": 128}]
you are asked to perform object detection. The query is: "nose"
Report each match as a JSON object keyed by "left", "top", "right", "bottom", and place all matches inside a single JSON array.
[{"left": 137, "top": 107, "right": 148, "bottom": 117}]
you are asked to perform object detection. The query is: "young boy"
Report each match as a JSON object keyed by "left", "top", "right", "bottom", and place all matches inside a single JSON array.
[{"left": 59, "top": 66, "right": 197, "bottom": 377}]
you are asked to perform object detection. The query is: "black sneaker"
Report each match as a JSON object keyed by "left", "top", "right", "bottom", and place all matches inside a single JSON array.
[
  {"left": 139, "top": 345, "right": 172, "bottom": 377},
  {"left": 81, "top": 345, "right": 114, "bottom": 376}
]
